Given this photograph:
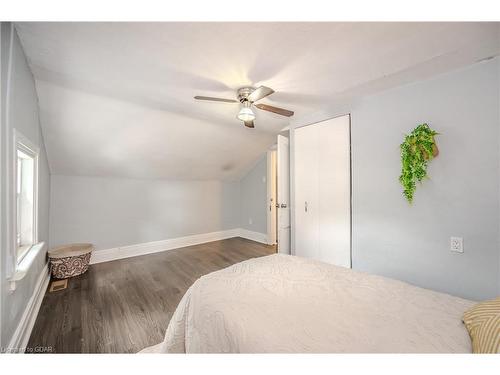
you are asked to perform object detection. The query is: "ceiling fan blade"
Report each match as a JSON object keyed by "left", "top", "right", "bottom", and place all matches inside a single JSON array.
[
  {"left": 255, "top": 103, "right": 294, "bottom": 117},
  {"left": 248, "top": 86, "right": 275, "bottom": 102},
  {"left": 244, "top": 120, "right": 255, "bottom": 128},
  {"left": 194, "top": 96, "right": 238, "bottom": 103}
]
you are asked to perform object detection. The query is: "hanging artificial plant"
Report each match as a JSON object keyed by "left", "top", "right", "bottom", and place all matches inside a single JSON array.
[{"left": 399, "top": 123, "right": 439, "bottom": 203}]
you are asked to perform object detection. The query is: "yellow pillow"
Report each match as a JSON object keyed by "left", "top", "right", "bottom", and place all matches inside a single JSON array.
[{"left": 462, "top": 297, "right": 500, "bottom": 353}]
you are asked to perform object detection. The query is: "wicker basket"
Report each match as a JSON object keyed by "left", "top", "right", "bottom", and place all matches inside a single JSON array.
[{"left": 48, "top": 243, "right": 94, "bottom": 279}]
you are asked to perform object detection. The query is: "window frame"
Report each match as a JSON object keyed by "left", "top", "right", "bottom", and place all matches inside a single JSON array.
[{"left": 13, "top": 129, "right": 39, "bottom": 265}]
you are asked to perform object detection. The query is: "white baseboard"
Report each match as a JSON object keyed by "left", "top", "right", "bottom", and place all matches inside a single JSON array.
[
  {"left": 7, "top": 264, "right": 50, "bottom": 353},
  {"left": 90, "top": 228, "right": 268, "bottom": 264},
  {"left": 90, "top": 228, "right": 240, "bottom": 264},
  {"left": 238, "top": 228, "right": 268, "bottom": 244}
]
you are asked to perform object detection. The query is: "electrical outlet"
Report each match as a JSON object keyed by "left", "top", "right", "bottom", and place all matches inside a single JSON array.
[
  {"left": 249, "top": 218, "right": 253, "bottom": 225},
  {"left": 450, "top": 237, "right": 463, "bottom": 253}
]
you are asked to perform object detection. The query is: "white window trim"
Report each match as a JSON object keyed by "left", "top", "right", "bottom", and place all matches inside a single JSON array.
[
  {"left": 8, "top": 242, "right": 46, "bottom": 292},
  {"left": 8, "top": 129, "right": 42, "bottom": 292}
]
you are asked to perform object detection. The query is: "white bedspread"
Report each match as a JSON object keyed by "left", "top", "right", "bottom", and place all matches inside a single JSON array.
[{"left": 143, "top": 254, "right": 474, "bottom": 353}]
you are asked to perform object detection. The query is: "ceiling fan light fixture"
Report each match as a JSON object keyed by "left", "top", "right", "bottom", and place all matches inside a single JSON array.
[{"left": 237, "top": 107, "right": 255, "bottom": 122}]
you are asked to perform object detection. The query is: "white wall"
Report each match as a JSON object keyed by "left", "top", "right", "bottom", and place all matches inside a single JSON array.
[
  {"left": 50, "top": 175, "right": 240, "bottom": 251},
  {"left": 239, "top": 155, "right": 268, "bottom": 235},
  {"left": 291, "top": 59, "right": 500, "bottom": 301},
  {"left": 49, "top": 155, "right": 272, "bottom": 255},
  {"left": 0, "top": 23, "right": 51, "bottom": 348}
]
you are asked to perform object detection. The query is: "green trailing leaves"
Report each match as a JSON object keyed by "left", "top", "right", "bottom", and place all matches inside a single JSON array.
[{"left": 399, "top": 123, "right": 438, "bottom": 203}]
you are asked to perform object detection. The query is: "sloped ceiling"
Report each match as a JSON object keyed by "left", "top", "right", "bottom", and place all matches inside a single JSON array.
[{"left": 15, "top": 22, "right": 500, "bottom": 180}]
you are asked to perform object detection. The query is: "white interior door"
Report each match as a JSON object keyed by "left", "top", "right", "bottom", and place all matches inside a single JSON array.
[
  {"left": 317, "top": 116, "right": 351, "bottom": 267},
  {"left": 266, "top": 149, "right": 277, "bottom": 245},
  {"left": 294, "top": 124, "right": 319, "bottom": 260},
  {"left": 293, "top": 115, "right": 351, "bottom": 267},
  {"left": 277, "top": 135, "right": 290, "bottom": 254}
]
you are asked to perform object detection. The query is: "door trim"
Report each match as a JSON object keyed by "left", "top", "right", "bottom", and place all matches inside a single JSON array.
[{"left": 348, "top": 114, "right": 353, "bottom": 268}]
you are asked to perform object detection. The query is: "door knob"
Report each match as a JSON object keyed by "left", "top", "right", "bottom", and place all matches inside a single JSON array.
[{"left": 280, "top": 203, "right": 287, "bottom": 208}]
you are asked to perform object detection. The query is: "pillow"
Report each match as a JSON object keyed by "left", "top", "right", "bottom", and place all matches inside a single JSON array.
[{"left": 462, "top": 297, "right": 500, "bottom": 353}]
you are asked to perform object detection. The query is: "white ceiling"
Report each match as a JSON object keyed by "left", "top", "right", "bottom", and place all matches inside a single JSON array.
[{"left": 16, "top": 22, "right": 500, "bottom": 180}]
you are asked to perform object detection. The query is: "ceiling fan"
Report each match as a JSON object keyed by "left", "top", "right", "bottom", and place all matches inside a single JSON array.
[{"left": 194, "top": 86, "right": 294, "bottom": 128}]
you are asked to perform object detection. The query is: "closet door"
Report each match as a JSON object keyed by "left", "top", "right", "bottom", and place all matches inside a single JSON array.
[
  {"left": 294, "top": 123, "right": 319, "bottom": 260},
  {"left": 293, "top": 115, "right": 351, "bottom": 267},
  {"left": 317, "top": 115, "right": 351, "bottom": 268}
]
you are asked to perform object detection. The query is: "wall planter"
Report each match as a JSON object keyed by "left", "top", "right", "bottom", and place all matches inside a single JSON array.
[{"left": 399, "top": 123, "right": 439, "bottom": 203}]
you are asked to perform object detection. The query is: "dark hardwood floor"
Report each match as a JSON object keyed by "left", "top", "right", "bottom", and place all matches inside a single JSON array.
[{"left": 27, "top": 237, "right": 275, "bottom": 353}]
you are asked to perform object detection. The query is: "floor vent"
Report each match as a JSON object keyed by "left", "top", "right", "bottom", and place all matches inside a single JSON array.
[{"left": 49, "top": 279, "right": 68, "bottom": 292}]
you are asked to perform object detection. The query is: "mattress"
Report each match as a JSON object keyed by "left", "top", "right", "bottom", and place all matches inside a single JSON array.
[{"left": 142, "top": 254, "right": 474, "bottom": 353}]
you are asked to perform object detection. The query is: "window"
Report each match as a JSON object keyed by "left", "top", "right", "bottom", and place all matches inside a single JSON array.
[{"left": 15, "top": 136, "right": 38, "bottom": 263}]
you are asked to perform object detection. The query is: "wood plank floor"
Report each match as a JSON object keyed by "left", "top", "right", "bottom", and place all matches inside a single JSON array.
[{"left": 27, "top": 237, "right": 275, "bottom": 353}]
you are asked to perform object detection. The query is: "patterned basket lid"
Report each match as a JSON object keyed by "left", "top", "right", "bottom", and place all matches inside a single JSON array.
[{"left": 48, "top": 243, "right": 94, "bottom": 258}]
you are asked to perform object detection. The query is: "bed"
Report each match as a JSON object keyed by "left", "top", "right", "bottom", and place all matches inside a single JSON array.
[{"left": 142, "top": 254, "right": 474, "bottom": 353}]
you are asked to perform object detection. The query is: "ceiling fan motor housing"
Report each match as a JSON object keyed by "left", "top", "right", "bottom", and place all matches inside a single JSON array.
[{"left": 237, "top": 87, "right": 255, "bottom": 103}]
